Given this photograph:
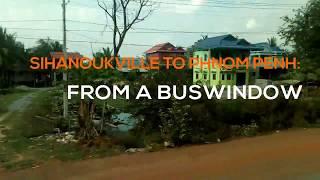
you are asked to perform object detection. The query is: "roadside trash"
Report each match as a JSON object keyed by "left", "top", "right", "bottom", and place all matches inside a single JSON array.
[
  {"left": 31, "top": 131, "right": 78, "bottom": 144},
  {"left": 125, "top": 148, "right": 146, "bottom": 153}
]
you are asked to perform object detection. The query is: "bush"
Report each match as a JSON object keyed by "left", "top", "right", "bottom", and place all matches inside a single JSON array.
[
  {"left": 159, "top": 100, "right": 193, "bottom": 145},
  {"left": 134, "top": 88, "right": 320, "bottom": 146},
  {"left": 112, "top": 133, "right": 144, "bottom": 149}
]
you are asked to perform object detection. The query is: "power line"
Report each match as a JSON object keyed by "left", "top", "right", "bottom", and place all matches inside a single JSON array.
[
  {"left": 67, "top": 0, "right": 302, "bottom": 19},
  {"left": 155, "top": 1, "right": 291, "bottom": 10},
  {"left": 68, "top": 2, "right": 293, "bottom": 18},
  {"left": 6, "top": 27, "right": 62, "bottom": 31},
  {"left": 1, "top": 19, "right": 279, "bottom": 35},
  {"left": 16, "top": 36, "right": 153, "bottom": 47},
  {"left": 70, "top": 0, "right": 302, "bottom": 9},
  {"left": 66, "top": 20, "right": 272, "bottom": 34},
  {"left": 5, "top": 26, "right": 277, "bottom": 35},
  {"left": 0, "top": 19, "right": 61, "bottom": 23},
  {"left": 69, "top": 31, "right": 99, "bottom": 42},
  {"left": 179, "top": 0, "right": 302, "bottom": 7}
]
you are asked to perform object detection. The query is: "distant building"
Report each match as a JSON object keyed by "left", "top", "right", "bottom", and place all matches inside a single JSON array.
[
  {"left": 117, "top": 57, "right": 148, "bottom": 73},
  {"left": 11, "top": 62, "right": 36, "bottom": 87},
  {"left": 49, "top": 52, "right": 82, "bottom": 60},
  {"left": 250, "top": 43, "right": 286, "bottom": 80},
  {"left": 50, "top": 52, "right": 83, "bottom": 84},
  {"left": 192, "top": 34, "right": 261, "bottom": 86},
  {"left": 192, "top": 35, "right": 286, "bottom": 86},
  {"left": 145, "top": 42, "right": 186, "bottom": 69}
]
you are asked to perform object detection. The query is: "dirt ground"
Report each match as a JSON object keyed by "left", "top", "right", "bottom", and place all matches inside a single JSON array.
[
  {"left": 1, "top": 128, "right": 320, "bottom": 180},
  {"left": 0, "top": 91, "right": 39, "bottom": 140}
]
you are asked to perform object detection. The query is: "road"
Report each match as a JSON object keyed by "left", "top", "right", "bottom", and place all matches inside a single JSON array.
[
  {"left": 0, "top": 89, "right": 41, "bottom": 140},
  {"left": 1, "top": 128, "right": 320, "bottom": 180}
]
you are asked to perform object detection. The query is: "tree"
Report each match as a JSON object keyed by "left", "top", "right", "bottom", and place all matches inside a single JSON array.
[
  {"left": 32, "top": 38, "right": 63, "bottom": 57},
  {"left": 201, "top": 35, "right": 208, "bottom": 40},
  {"left": 93, "top": 47, "right": 112, "bottom": 60},
  {"left": 279, "top": 0, "right": 320, "bottom": 80},
  {"left": 29, "top": 38, "right": 63, "bottom": 86},
  {"left": 70, "top": 47, "right": 116, "bottom": 140},
  {"left": 97, "top": 0, "right": 156, "bottom": 56},
  {"left": 267, "top": 37, "right": 277, "bottom": 47},
  {"left": 187, "top": 35, "right": 209, "bottom": 58},
  {"left": 0, "top": 27, "right": 26, "bottom": 88}
]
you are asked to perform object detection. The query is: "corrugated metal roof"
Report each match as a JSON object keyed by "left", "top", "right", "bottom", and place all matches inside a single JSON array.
[
  {"left": 193, "top": 34, "right": 261, "bottom": 51},
  {"left": 117, "top": 58, "right": 149, "bottom": 73},
  {"left": 50, "top": 52, "right": 82, "bottom": 59},
  {"left": 145, "top": 42, "right": 186, "bottom": 54},
  {"left": 252, "top": 42, "right": 283, "bottom": 52}
]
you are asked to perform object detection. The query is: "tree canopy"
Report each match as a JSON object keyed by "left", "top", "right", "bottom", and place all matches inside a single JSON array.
[
  {"left": 30, "top": 38, "right": 63, "bottom": 57},
  {"left": 279, "top": 0, "right": 320, "bottom": 80},
  {"left": 267, "top": 37, "right": 277, "bottom": 48},
  {"left": 0, "top": 27, "right": 26, "bottom": 88}
]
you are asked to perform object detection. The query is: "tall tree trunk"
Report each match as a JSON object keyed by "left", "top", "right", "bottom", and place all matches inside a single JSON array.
[
  {"left": 0, "top": 68, "right": 3, "bottom": 88},
  {"left": 78, "top": 99, "right": 99, "bottom": 140},
  {"left": 100, "top": 101, "right": 106, "bottom": 133}
]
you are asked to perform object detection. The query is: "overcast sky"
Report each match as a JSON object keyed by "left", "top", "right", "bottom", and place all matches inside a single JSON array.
[{"left": 0, "top": 0, "right": 308, "bottom": 57}]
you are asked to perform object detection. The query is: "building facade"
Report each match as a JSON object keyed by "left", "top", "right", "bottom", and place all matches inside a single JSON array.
[
  {"left": 145, "top": 42, "right": 186, "bottom": 69},
  {"left": 193, "top": 35, "right": 261, "bottom": 86}
]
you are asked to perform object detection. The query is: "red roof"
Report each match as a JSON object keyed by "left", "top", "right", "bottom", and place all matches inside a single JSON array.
[
  {"left": 145, "top": 42, "right": 186, "bottom": 54},
  {"left": 50, "top": 52, "right": 82, "bottom": 59}
]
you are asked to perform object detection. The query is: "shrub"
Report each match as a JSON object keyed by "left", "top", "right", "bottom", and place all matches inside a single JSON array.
[
  {"left": 112, "top": 133, "right": 144, "bottom": 149},
  {"left": 240, "top": 122, "right": 259, "bottom": 137},
  {"left": 134, "top": 89, "right": 319, "bottom": 146},
  {"left": 159, "top": 100, "right": 193, "bottom": 145}
]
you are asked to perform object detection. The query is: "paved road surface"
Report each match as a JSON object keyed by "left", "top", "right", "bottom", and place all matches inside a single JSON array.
[{"left": 1, "top": 129, "right": 320, "bottom": 180}]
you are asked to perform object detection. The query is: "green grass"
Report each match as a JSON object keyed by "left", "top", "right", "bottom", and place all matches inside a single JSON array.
[
  {"left": 2, "top": 90, "right": 55, "bottom": 138},
  {"left": 0, "top": 136, "right": 122, "bottom": 170},
  {"left": 0, "top": 89, "right": 30, "bottom": 116},
  {"left": 69, "top": 94, "right": 131, "bottom": 111},
  {"left": 105, "top": 98, "right": 131, "bottom": 110},
  {"left": 0, "top": 88, "right": 124, "bottom": 171}
]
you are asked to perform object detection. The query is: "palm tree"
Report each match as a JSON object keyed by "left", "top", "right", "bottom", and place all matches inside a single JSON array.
[
  {"left": 75, "top": 47, "right": 113, "bottom": 138},
  {"left": 32, "top": 38, "right": 63, "bottom": 57},
  {"left": 30, "top": 38, "right": 63, "bottom": 87},
  {"left": 0, "top": 27, "right": 25, "bottom": 88},
  {"left": 268, "top": 37, "right": 278, "bottom": 47}
]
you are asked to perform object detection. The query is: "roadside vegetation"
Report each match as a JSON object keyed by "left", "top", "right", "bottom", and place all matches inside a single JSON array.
[
  {"left": 0, "top": 88, "right": 30, "bottom": 116},
  {"left": 0, "top": 88, "right": 126, "bottom": 170},
  {"left": 0, "top": 0, "right": 319, "bottom": 172},
  {"left": 130, "top": 71, "right": 320, "bottom": 146}
]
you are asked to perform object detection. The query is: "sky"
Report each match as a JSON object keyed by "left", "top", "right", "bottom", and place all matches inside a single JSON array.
[{"left": 0, "top": 0, "right": 309, "bottom": 57}]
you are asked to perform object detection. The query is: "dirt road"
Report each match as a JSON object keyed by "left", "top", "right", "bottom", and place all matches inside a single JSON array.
[
  {"left": 1, "top": 129, "right": 320, "bottom": 180},
  {"left": 0, "top": 90, "right": 40, "bottom": 140}
]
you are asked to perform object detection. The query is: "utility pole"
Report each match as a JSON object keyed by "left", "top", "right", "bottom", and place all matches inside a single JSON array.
[{"left": 62, "top": 0, "right": 69, "bottom": 125}]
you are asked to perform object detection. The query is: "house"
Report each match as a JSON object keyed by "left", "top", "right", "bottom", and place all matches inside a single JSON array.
[
  {"left": 50, "top": 52, "right": 82, "bottom": 60},
  {"left": 50, "top": 52, "right": 83, "bottom": 85},
  {"left": 250, "top": 43, "right": 286, "bottom": 80},
  {"left": 145, "top": 42, "right": 186, "bottom": 69},
  {"left": 116, "top": 57, "right": 149, "bottom": 82},
  {"left": 11, "top": 61, "right": 36, "bottom": 87},
  {"left": 117, "top": 57, "right": 149, "bottom": 73},
  {"left": 192, "top": 34, "right": 261, "bottom": 86}
]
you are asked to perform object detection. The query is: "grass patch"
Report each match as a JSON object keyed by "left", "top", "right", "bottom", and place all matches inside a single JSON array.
[
  {"left": 105, "top": 98, "right": 131, "bottom": 110},
  {"left": 0, "top": 89, "right": 30, "bottom": 116},
  {"left": 0, "top": 88, "right": 125, "bottom": 171},
  {"left": 3, "top": 90, "right": 56, "bottom": 138},
  {"left": 0, "top": 136, "right": 123, "bottom": 170}
]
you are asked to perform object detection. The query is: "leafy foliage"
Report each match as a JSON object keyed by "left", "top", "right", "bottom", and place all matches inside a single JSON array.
[
  {"left": 267, "top": 36, "right": 277, "bottom": 47},
  {"left": 279, "top": 0, "right": 320, "bottom": 81},
  {"left": 0, "top": 27, "right": 26, "bottom": 88},
  {"left": 30, "top": 38, "right": 63, "bottom": 57},
  {"left": 159, "top": 100, "right": 192, "bottom": 145}
]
